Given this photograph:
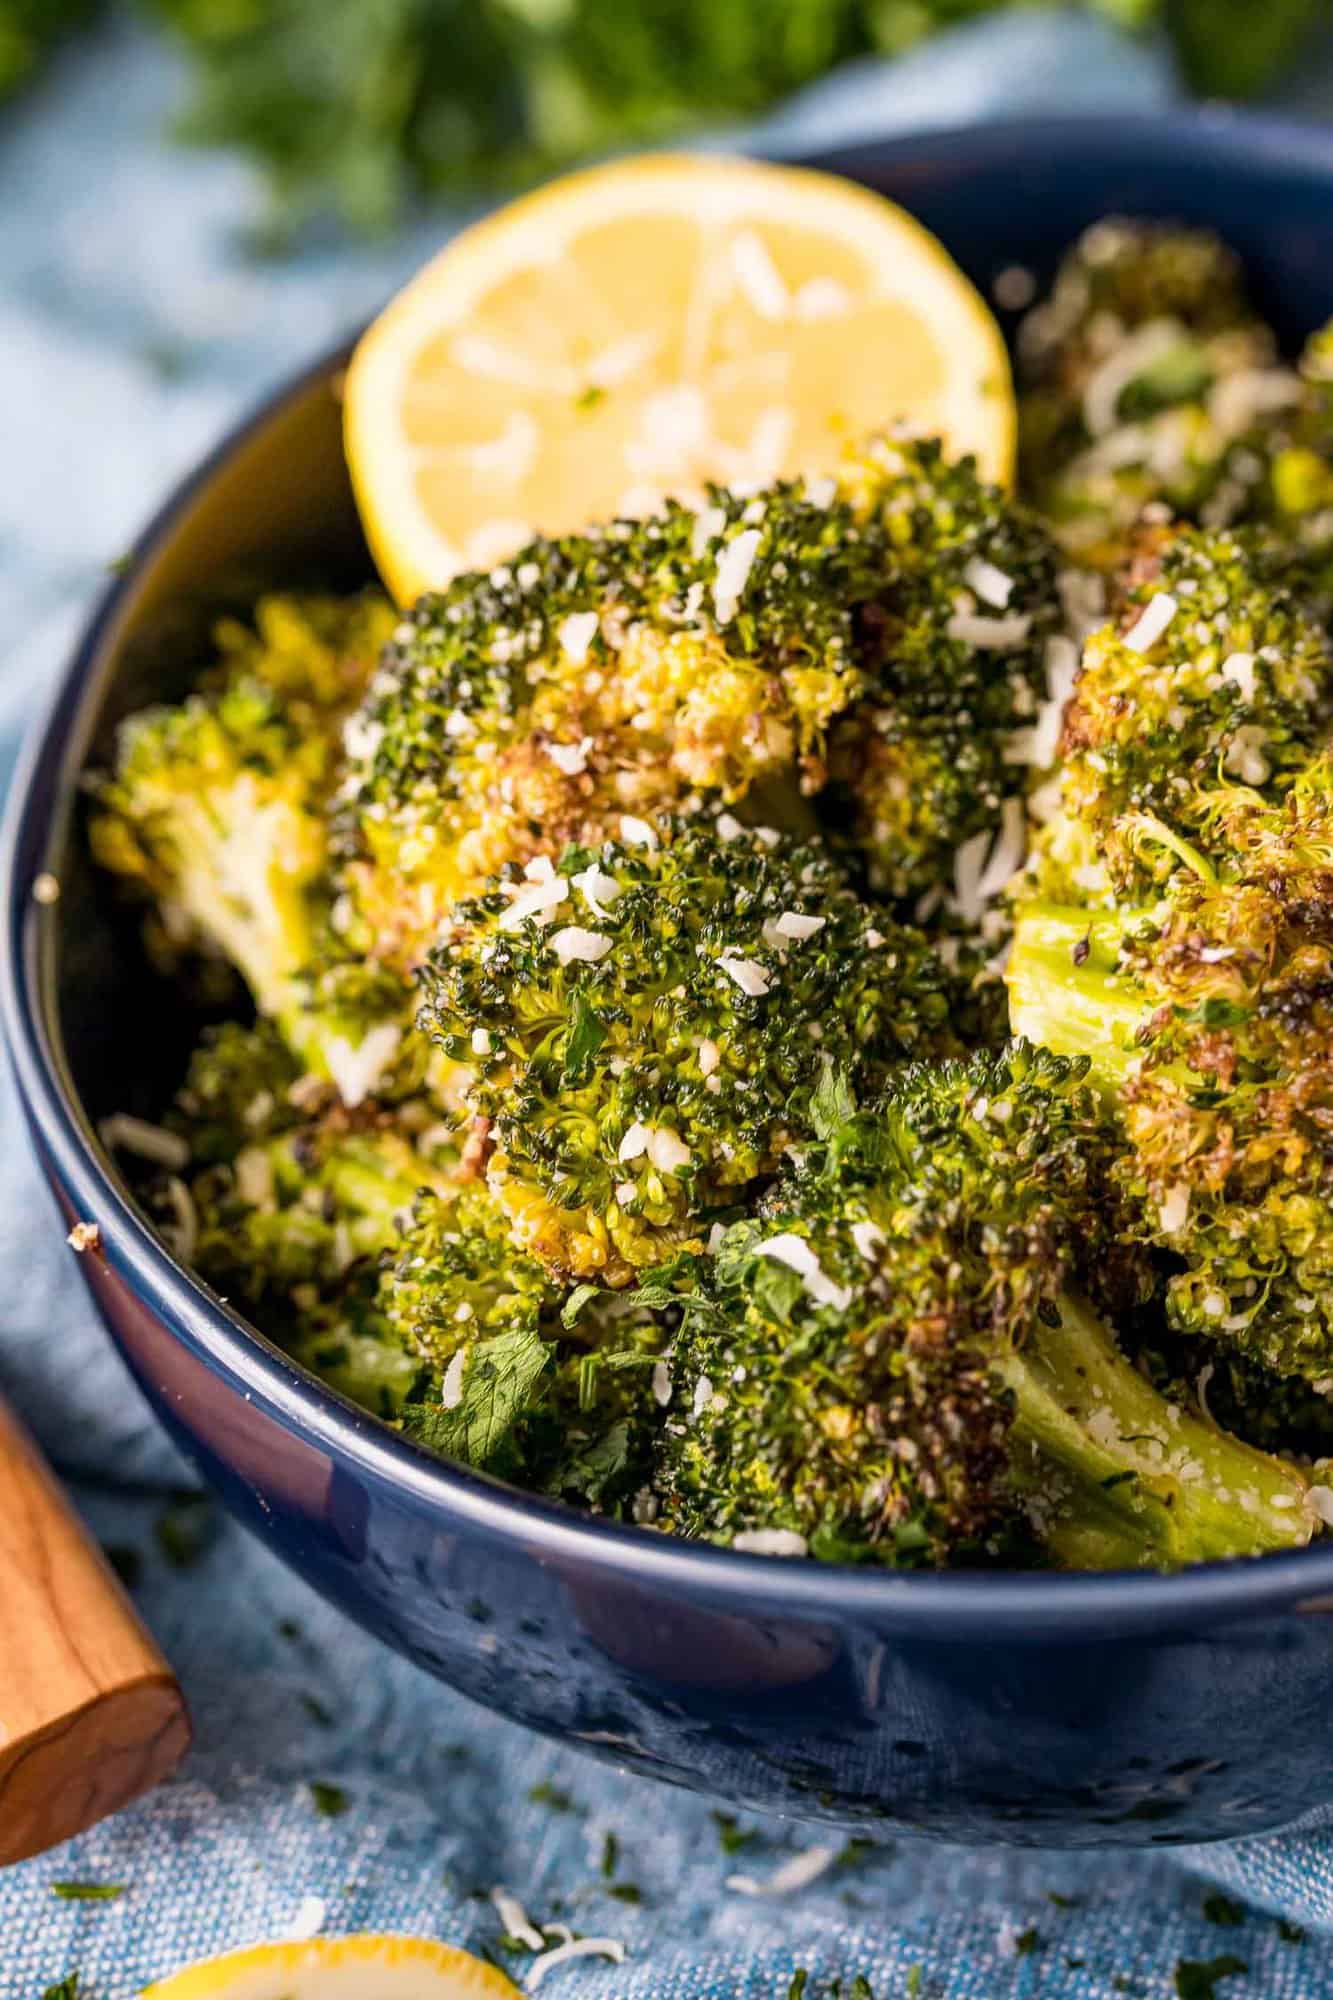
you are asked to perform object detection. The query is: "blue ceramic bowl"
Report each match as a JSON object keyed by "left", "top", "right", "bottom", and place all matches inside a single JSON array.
[{"left": 8, "top": 112, "right": 1333, "bottom": 1849}]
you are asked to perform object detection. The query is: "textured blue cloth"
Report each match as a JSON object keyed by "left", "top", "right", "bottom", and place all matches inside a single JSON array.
[{"left": 4, "top": 13, "right": 1333, "bottom": 1996}]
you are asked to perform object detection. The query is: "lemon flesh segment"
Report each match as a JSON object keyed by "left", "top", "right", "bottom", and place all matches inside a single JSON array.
[
  {"left": 345, "top": 152, "right": 1015, "bottom": 603},
  {"left": 141, "top": 1934, "right": 523, "bottom": 1999}
]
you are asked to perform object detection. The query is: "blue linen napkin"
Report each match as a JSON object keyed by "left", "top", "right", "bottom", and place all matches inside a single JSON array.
[{"left": 3, "top": 12, "right": 1333, "bottom": 1996}]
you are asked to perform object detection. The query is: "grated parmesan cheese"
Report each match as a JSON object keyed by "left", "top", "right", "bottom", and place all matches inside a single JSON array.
[
  {"left": 618, "top": 1123, "right": 649, "bottom": 1163},
  {"left": 732, "top": 1528, "right": 809, "bottom": 1558},
  {"left": 234, "top": 1147, "right": 274, "bottom": 1210},
  {"left": 546, "top": 737, "right": 593, "bottom": 777},
  {"left": 652, "top": 1361, "right": 673, "bottom": 1406},
  {"left": 726, "top": 1844, "right": 837, "bottom": 1896},
  {"left": 1122, "top": 593, "right": 1177, "bottom": 654},
  {"left": 324, "top": 1022, "right": 401, "bottom": 1108},
  {"left": 730, "top": 229, "right": 789, "bottom": 320},
  {"left": 1158, "top": 1184, "right": 1190, "bottom": 1235},
  {"left": 572, "top": 863, "right": 622, "bottom": 918},
  {"left": 99, "top": 1113, "right": 190, "bottom": 1171},
  {"left": 440, "top": 1348, "right": 467, "bottom": 1411},
  {"left": 718, "top": 954, "right": 770, "bottom": 998},
  {"left": 946, "top": 605, "right": 1033, "bottom": 650},
  {"left": 287, "top": 1895, "right": 326, "bottom": 1941},
  {"left": 1224, "top": 725, "right": 1270, "bottom": 786},
  {"left": 976, "top": 797, "right": 1027, "bottom": 904},
  {"left": 713, "top": 528, "right": 762, "bottom": 626},
  {"left": 1082, "top": 318, "right": 1181, "bottom": 436},
  {"left": 491, "top": 1888, "right": 546, "bottom": 1952},
  {"left": 646, "top": 1126, "right": 692, "bottom": 1173},
  {"left": 526, "top": 1937, "right": 626, "bottom": 1989},
  {"left": 619, "top": 814, "right": 658, "bottom": 849},
  {"left": 774, "top": 911, "right": 825, "bottom": 942},
  {"left": 66, "top": 1220, "right": 100, "bottom": 1253},
  {"left": 963, "top": 556, "right": 1015, "bottom": 608},
  {"left": 1220, "top": 651, "right": 1257, "bottom": 704},
  {"left": 551, "top": 926, "right": 613, "bottom": 966},
  {"left": 499, "top": 861, "right": 568, "bottom": 931},
  {"left": 755, "top": 1232, "right": 851, "bottom": 1311},
  {"left": 558, "top": 611, "right": 599, "bottom": 664}
]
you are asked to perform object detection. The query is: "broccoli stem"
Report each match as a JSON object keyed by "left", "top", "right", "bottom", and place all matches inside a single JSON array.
[
  {"left": 999, "top": 1293, "right": 1314, "bottom": 1568},
  {"left": 1007, "top": 904, "right": 1147, "bottom": 1086}
]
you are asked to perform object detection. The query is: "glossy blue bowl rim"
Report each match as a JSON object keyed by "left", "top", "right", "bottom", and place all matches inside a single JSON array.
[{"left": 9, "top": 105, "right": 1333, "bottom": 1640}]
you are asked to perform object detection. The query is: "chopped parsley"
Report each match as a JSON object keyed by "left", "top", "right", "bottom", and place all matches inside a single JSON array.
[
  {"left": 301, "top": 1692, "right": 335, "bottom": 1727},
  {"left": 154, "top": 1492, "right": 216, "bottom": 1568},
  {"left": 787, "top": 1977, "right": 808, "bottom": 2000},
  {"left": 906, "top": 1972, "right": 923, "bottom": 1998},
  {"left": 1202, "top": 1893, "right": 1245, "bottom": 1927},
  {"left": 50, "top": 1882, "right": 125, "bottom": 1902},
  {"left": 1277, "top": 1918, "right": 1306, "bottom": 1944},
  {"left": 309, "top": 1780, "right": 349, "bottom": 1817},
  {"left": 712, "top": 1811, "right": 759, "bottom": 1855},
  {"left": 607, "top": 1882, "right": 642, "bottom": 1904},
  {"left": 1174, "top": 1956, "right": 1248, "bottom": 2000},
  {"left": 528, "top": 1780, "right": 575, "bottom": 1811},
  {"left": 42, "top": 1980, "right": 83, "bottom": 2000},
  {"left": 600, "top": 1830, "right": 619, "bottom": 1878},
  {"left": 1013, "top": 1928, "right": 1040, "bottom": 1956}
]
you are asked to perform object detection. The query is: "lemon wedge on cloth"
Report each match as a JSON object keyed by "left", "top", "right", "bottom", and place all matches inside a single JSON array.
[
  {"left": 344, "top": 152, "right": 1014, "bottom": 601},
  {"left": 142, "top": 1935, "right": 523, "bottom": 1999}
]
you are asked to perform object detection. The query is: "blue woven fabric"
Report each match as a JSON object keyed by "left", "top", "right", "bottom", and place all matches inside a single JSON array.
[{"left": 4, "top": 13, "right": 1333, "bottom": 1995}]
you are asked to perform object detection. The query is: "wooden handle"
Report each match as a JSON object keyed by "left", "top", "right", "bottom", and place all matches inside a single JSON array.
[{"left": 0, "top": 1395, "right": 190, "bottom": 1864}]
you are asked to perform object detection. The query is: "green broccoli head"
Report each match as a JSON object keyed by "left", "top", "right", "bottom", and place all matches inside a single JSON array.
[
  {"left": 1025, "top": 523, "right": 1332, "bottom": 905},
  {"left": 826, "top": 434, "right": 1060, "bottom": 900},
  {"left": 168, "top": 1016, "right": 304, "bottom": 1165},
  {"left": 1011, "top": 748, "right": 1333, "bottom": 1388},
  {"left": 382, "top": 1184, "right": 656, "bottom": 1507},
  {"left": 334, "top": 436, "right": 1060, "bottom": 965},
  {"left": 651, "top": 1041, "right": 1312, "bottom": 1567},
  {"left": 1017, "top": 218, "right": 1283, "bottom": 566},
  {"left": 91, "top": 590, "right": 400, "bottom": 1079},
  {"left": 158, "top": 1021, "right": 455, "bottom": 1409},
  {"left": 416, "top": 814, "right": 970, "bottom": 1286}
]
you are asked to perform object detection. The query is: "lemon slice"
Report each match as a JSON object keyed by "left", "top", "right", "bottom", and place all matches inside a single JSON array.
[
  {"left": 345, "top": 152, "right": 1014, "bottom": 602},
  {"left": 142, "top": 1935, "right": 522, "bottom": 1999}
]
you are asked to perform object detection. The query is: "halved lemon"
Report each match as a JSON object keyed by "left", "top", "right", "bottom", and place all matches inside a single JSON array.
[
  {"left": 345, "top": 153, "right": 1014, "bottom": 603},
  {"left": 141, "top": 1935, "right": 522, "bottom": 1999}
]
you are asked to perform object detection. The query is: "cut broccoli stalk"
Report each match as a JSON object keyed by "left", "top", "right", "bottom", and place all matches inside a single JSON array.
[
  {"left": 1007, "top": 903, "right": 1148, "bottom": 1086},
  {"left": 1002, "top": 1293, "right": 1314, "bottom": 1568}
]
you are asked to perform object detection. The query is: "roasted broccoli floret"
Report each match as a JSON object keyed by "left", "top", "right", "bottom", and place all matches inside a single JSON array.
[
  {"left": 159, "top": 1021, "right": 455, "bottom": 1413},
  {"left": 1017, "top": 218, "right": 1287, "bottom": 567},
  {"left": 382, "top": 1184, "right": 657, "bottom": 1506},
  {"left": 334, "top": 438, "right": 1060, "bottom": 968},
  {"left": 1027, "top": 522, "right": 1333, "bottom": 905},
  {"left": 651, "top": 1043, "right": 1312, "bottom": 1568},
  {"left": 91, "top": 591, "right": 411, "bottom": 1095},
  {"left": 823, "top": 435, "right": 1061, "bottom": 899},
  {"left": 416, "top": 814, "right": 970, "bottom": 1286},
  {"left": 1011, "top": 735, "right": 1333, "bottom": 1387}
]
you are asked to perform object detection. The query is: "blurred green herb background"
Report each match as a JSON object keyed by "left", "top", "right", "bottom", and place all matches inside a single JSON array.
[{"left": 5, "top": 0, "right": 1330, "bottom": 239}]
